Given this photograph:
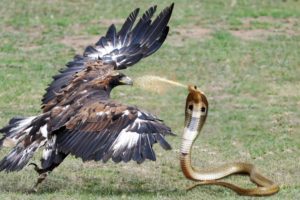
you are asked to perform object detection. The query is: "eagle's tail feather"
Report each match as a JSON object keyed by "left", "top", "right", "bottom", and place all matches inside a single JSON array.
[
  {"left": 0, "top": 114, "right": 49, "bottom": 172},
  {"left": 83, "top": 3, "right": 174, "bottom": 69}
]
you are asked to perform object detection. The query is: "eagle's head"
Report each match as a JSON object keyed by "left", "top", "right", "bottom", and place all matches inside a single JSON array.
[{"left": 106, "top": 71, "right": 133, "bottom": 88}]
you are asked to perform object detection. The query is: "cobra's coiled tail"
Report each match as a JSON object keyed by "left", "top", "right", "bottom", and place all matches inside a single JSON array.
[{"left": 180, "top": 85, "right": 280, "bottom": 196}]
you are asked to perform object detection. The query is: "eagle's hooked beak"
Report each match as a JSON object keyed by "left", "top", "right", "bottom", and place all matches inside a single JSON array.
[{"left": 119, "top": 76, "right": 133, "bottom": 86}]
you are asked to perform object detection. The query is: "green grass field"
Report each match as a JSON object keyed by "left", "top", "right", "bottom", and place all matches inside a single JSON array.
[{"left": 0, "top": 0, "right": 299, "bottom": 199}]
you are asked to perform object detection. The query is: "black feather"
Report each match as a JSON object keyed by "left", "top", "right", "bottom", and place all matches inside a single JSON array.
[
  {"left": 142, "top": 135, "right": 156, "bottom": 161},
  {"left": 133, "top": 136, "right": 143, "bottom": 163},
  {"left": 118, "top": 8, "right": 140, "bottom": 45},
  {"left": 122, "top": 147, "right": 134, "bottom": 163},
  {"left": 0, "top": 141, "right": 42, "bottom": 172},
  {"left": 0, "top": 116, "right": 26, "bottom": 134},
  {"left": 85, "top": 4, "right": 173, "bottom": 69},
  {"left": 130, "top": 6, "right": 157, "bottom": 45},
  {"left": 145, "top": 26, "right": 169, "bottom": 57},
  {"left": 42, "top": 4, "right": 173, "bottom": 106},
  {"left": 112, "top": 155, "right": 122, "bottom": 163},
  {"left": 81, "top": 134, "right": 106, "bottom": 160},
  {"left": 106, "top": 24, "right": 117, "bottom": 46},
  {"left": 42, "top": 56, "right": 87, "bottom": 106},
  {"left": 73, "top": 132, "right": 97, "bottom": 157},
  {"left": 83, "top": 46, "right": 98, "bottom": 56},
  {"left": 95, "top": 37, "right": 109, "bottom": 49},
  {"left": 156, "top": 133, "right": 172, "bottom": 150}
]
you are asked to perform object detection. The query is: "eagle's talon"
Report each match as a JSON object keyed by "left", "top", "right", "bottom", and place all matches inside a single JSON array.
[
  {"left": 29, "top": 163, "right": 43, "bottom": 174},
  {"left": 28, "top": 187, "right": 38, "bottom": 193},
  {"left": 30, "top": 172, "right": 48, "bottom": 192}
]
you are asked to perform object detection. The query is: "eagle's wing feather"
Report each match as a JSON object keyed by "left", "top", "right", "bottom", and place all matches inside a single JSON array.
[
  {"left": 117, "top": 8, "right": 140, "bottom": 46},
  {"left": 42, "top": 4, "right": 173, "bottom": 106},
  {"left": 42, "top": 55, "right": 87, "bottom": 105},
  {"left": 87, "top": 4, "right": 173, "bottom": 69},
  {"left": 54, "top": 101, "right": 173, "bottom": 164}
]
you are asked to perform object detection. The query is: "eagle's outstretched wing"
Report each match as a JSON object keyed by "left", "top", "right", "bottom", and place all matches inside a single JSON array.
[
  {"left": 49, "top": 100, "right": 174, "bottom": 164},
  {"left": 42, "top": 4, "right": 174, "bottom": 107}
]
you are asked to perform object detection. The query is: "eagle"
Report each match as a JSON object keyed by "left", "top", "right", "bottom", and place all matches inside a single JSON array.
[{"left": 0, "top": 3, "right": 174, "bottom": 190}]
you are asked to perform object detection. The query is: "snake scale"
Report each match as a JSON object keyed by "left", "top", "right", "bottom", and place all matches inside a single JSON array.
[{"left": 180, "top": 85, "right": 280, "bottom": 196}]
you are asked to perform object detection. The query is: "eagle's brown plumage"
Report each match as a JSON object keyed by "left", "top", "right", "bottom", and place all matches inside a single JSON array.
[{"left": 0, "top": 3, "right": 174, "bottom": 191}]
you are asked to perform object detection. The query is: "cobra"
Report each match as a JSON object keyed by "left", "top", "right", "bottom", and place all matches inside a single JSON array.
[{"left": 180, "top": 85, "right": 280, "bottom": 196}]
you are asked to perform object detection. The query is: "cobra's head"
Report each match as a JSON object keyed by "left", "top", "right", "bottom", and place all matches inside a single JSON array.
[{"left": 183, "top": 85, "right": 208, "bottom": 141}]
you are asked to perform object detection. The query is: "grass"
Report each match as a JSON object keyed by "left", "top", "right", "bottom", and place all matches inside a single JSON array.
[{"left": 0, "top": 0, "right": 299, "bottom": 199}]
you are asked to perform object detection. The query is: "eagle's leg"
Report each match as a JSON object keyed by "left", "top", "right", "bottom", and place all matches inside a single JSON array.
[
  {"left": 29, "top": 162, "right": 59, "bottom": 192},
  {"left": 29, "top": 152, "right": 68, "bottom": 192}
]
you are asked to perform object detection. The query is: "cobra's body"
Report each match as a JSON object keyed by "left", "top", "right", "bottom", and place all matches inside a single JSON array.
[{"left": 180, "top": 85, "right": 279, "bottom": 196}]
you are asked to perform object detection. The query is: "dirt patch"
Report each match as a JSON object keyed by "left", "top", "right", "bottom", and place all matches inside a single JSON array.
[
  {"left": 168, "top": 26, "right": 212, "bottom": 46},
  {"left": 175, "top": 26, "right": 212, "bottom": 39},
  {"left": 60, "top": 16, "right": 299, "bottom": 49},
  {"left": 240, "top": 16, "right": 298, "bottom": 28},
  {"left": 4, "top": 25, "right": 44, "bottom": 51},
  {"left": 61, "top": 24, "right": 212, "bottom": 49},
  {"left": 270, "top": 83, "right": 300, "bottom": 98},
  {"left": 60, "top": 35, "right": 100, "bottom": 53},
  {"left": 59, "top": 18, "right": 125, "bottom": 52},
  {"left": 23, "top": 27, "right": 43, "bottom": 51},
  {"left": 230, "top": 27, "right": 299, "bottom": 41},
  {"left": 230, "top": 29, "right": 275, "bottom": 40},
  {"left": 207, "top": 79, "right": 233, "bottom": 101},
  {"left": 231, "top": 17, "right": 299, "bottom": 40},
  {"left": 170, "top": 17, "right": 299, "bottom": 43}
]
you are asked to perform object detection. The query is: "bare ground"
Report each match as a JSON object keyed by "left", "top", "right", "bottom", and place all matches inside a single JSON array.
[
  {"left": 58, "top": 16, "right": 299, "bottom": 51},
  {"left": 230, "top": 16, "right": 299, "bottom": 40}
]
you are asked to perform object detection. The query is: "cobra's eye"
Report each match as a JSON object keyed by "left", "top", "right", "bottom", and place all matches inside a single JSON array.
[
  {"left": 201, "top": 107, "right": 206, "bottom": 112},
  {"left": 188, "top": 105, "right": 193, "bottom": 110}
]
